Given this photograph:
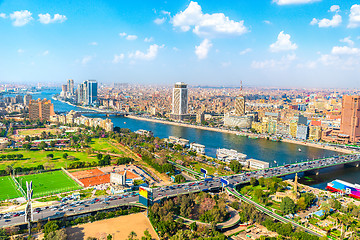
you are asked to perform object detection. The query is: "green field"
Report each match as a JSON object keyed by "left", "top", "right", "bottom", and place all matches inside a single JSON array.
[
  {"left": 89, "top": 138, "right": 124, "bottom": 154},
  {"left": 16, "top": 171, "right": 82, "bottom": 198},
  {"left": 0, "top": 150, "right": 99, "bottom": 170},
  {"left": 0, "top": 176, "right": 23, "bottom": 201}
]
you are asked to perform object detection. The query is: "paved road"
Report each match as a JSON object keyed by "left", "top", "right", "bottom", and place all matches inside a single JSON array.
[{"left": 2, "top": 153, "right": 359, "bottom": 234}]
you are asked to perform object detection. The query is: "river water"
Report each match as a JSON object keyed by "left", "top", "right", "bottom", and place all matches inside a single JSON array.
[{"left": 20, "top": 90, "right": 360, "bottom": 189}]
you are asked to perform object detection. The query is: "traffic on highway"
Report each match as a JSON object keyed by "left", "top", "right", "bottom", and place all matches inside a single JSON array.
[{"left": 1, "top": 153, "right": 359, "bottom": 228}]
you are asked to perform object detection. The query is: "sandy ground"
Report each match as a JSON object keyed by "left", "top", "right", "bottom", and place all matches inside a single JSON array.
[{"left": 66, "top": 212, "right": 158, "bottom": 240}]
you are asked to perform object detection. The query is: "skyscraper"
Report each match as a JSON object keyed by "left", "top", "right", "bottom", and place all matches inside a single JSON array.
[
  {"left": 67, "top": 79, "right": 74, "bottom": 95},
  {"left": 76, "top": 80, "right": 98, "bottom": 105},
  {"left": 171, "top": 82, "right": 188, "bottom": 120},
  {"left": 340, "top": 95, "right": 360, "bottom": 142},
  {"left": 24, "top": 94, "right": 32, "bottom": 106},
  {"left": 234, "top": 81, "right": 245, "bottom": 116},
  {"left": 29, "top": 99, "right": 55, "bottom": 121}
]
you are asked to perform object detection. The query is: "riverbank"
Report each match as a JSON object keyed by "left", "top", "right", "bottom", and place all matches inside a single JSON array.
[{"left": 125, "top": 115, "right": 354, "bottom": 155}]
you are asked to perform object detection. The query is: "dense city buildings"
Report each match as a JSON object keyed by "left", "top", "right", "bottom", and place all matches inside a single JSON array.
[
  {"left": 340, "top": 95, "right": 360, "bottom": 143},
  {"left": 28, "top": 98, "right": 55, "bottom": 121}
]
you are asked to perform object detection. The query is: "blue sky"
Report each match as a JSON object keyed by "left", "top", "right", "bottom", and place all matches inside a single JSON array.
[{"left": 1, "top": 0, "right": 360, "bottom": 88}]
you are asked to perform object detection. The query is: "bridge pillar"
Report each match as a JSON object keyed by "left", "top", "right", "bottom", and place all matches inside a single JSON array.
[
  {"left": 344, "top": 161, "right": 360, "bottom": 168},
  {"left": 304, "top": 169, "right": 319, "bottom": 176}
]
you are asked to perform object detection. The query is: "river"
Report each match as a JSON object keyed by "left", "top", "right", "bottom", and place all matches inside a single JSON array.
[{"left": 22, "top": 90, "right": 360, "bottom": 189}]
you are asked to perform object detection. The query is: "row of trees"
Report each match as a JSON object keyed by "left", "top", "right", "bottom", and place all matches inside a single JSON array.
[{"left": 0, "top": 154, "right": 23, "bottom": 160}]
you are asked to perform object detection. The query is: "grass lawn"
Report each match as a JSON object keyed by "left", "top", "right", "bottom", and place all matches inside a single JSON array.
[
  {"left": 0, "top": 150, "right": 98, "bottom": 170},
  {"left": 16, "top": 170, "right": 82, "bottom": 198},
  {"left": 17, "top": 128, "right": 59, "bottom": 136},
  {"left": 0, "top": 176, "right": 23, "bottom": 201},
  {"left": 191, "top": 162, "right": 228, "bottom": 176},
  {"left": 89, "top": 138, "right": 124, "bottom": 154}
]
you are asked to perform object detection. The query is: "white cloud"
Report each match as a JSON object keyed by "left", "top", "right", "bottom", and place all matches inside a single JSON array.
[
  {"left": 10, "top": 10, "right": 33, "bottom": 26},
  {"left": 270, "top": 31, "right": 297, "bottom": 52},
  {"left": 251, "top": 54, "right": 296, "bottom": 69},
  {"left": 173, "top": 47, "right": 180, "bottom": 51},
  {"left": 195, "top": 39, "right": 212, "bottom": 59},
  {"left": 129, "top": 44, "right": 163, "bottom": 60},
  {"left": 119, "top": 32, "right": 127, "bottom": 37},
  {"left": 172, "top": 1, "right": 248, "bottom": 37},
  {"left": 89, "top": 42, "right": 98, "bottom": 46},
  {"left": 154, "top": 18, "right": 165, "bottom": 24},
  {"left": 0, "top": 13, "right": 6, "bottom": 19},
  {"left": 144, "top": 37, "right": 153, "bottom": 42},
  {"left": 42, "top": 50, "right": 49, "bottom": 56},
  {"left": 331, "top": 46, "right": 360, "bottom": 55},
  {"left": 38, "top": 13, "right": 67, "bottom": 24},
  {"left": 161, "top": 10, "right": 171, "bottom": 16},
  {"left": 17, "top": 49, "right": 24, "bottom": 54},
  {"left": 126, "top": 35, "right": 138, "bottom": 40},
  {"left": 348, "top": 4, "right": 360, "bottom": 28},
  {"left": 340, "top": 37, "right": 354, "bottom": 47},
  {"left": 113, "top": 54, "right": 125, "bottom": 63},
  {"left": 240, "top": 48, "right": 252, "bottom": 55},
  {"left": 310, "top": 14, "right": 341, "bottom": 28},
  {"left": 263, "top": 20, "right": 272, "bottom": 24},
  {"left": 330, "top": 5, "right": 340, "bottom": 13},
  {"left": 81, "top": 56, "right": 93, "bottom": 65},
  {"left": 273, "top": 0, "right": 320, "bottom": 5}
]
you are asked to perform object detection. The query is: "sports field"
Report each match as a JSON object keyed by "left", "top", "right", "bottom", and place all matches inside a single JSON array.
[
  {"left": 89, "top": 138, "right": 124, "bottom": 154},
  {"left": 0, "top": 176, "right": 23, "bottom": 201},
  {"left": 16, "top": 171, "right": 82, "bottom": 198}
]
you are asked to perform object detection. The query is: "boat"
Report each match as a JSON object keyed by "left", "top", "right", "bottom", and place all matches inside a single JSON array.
[
  {"left": 326, "top": 179, "right": 360, "bottom": 199},
  {"left": 124, "top": 122, "right": 126, "bottom": 124},
  {"left": 298, "top": 148, "right": 302, "bottom": 152},
  {"left": 248, "top": 136, "right": 258, "bottom": 139}
]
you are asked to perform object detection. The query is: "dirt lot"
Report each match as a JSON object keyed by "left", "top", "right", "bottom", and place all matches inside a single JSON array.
[{"left": 66, "top": 213, "right": 158, "bottom": 240}]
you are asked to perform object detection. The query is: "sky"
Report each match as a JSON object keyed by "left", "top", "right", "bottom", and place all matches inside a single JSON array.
[{"left": 1, "top": 0, "right": 360, "bottom": 88}]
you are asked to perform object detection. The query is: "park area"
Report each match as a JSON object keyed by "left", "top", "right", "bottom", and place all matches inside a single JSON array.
[
  {"left": 0, "top": 149, "right": 99, "bottom": 170},
  {"left": 89, "top": 138, "right": 124, "bottom": 155},
  {"left": 15, "top": 128, "right": 59, "bottom": 137},
  {"left": 16, "top": 170, "right": 82, "bottom": 198},
  {"left": 0, "top": 176, "right": 22, "bottom": 201},
  {"left": 66, "top": 212, "right": 157, "bottom": 240}
]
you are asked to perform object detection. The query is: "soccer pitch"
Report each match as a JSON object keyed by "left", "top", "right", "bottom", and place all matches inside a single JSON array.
[
  {"left": 16, "top": 171, "right": 82, "bottom": 198},
  {"left": 0, "top": 176, "right": 23, "bottom": 201}
]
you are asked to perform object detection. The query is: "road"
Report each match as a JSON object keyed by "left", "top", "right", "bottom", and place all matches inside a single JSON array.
[{"left": 1, "top": 153, "right": 359, "bottom": 236}]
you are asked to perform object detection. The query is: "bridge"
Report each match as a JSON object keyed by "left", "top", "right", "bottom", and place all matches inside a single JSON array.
[{"left": 55, "top": 110, "right": 127, "bottom": 117}]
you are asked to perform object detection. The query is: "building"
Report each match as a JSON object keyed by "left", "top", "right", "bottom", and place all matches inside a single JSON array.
[
  {"left": 61, "top": 85, "right": 68, "bottom": 97},
  {"left": 246, "top": 159, "right": 270, "bottom": 169},
  {"left": 309, "top": 121, "right": 322, "bottom": 141},
  {"left": 340, "top": 95, "right": 360, "bottom": 143},
  {"left": 28, "top": 99, "right": 55, "bottom": 121},
  {"left": 189, "top": 143, "right": 205, "bottom": 154},
  {"left": 216, "top": 148, "right": 247, "bottom": 164},
  {"left": 224, "top": 113, "right": 253, "bottom": 129},
  {"left": 77, "top": 83, "right": 84, "bottom": 104},
  {"left": 23, "top": 94, "right": 32, "bottom": 106},
  {"left": 76, "top": 80, "right": 98, "bottom": 105},
  {"left": 234, "top": 81, "right": 246, "bottom": 116},
  {"left": 171, "top": 82, "right": 188, "bottom": 120},
  {"left": 67, "top": 79, "right": 74, "bottom": 95},
  {"left": 296, "top": 124, "right": 309, "bottom": 140},
  {"left": 196, "top": 112, "right": 205, "bottom": 124}
]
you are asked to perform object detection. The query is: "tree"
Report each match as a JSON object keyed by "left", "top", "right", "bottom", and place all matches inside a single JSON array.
[
  {"left": 107, "top": 234, "right": 113, "bottom": 240},
  {"left": 141, "top": 230, "right": 152, "bottom": 240},
  {"left": 229, "top": 160, "right": 243, "bottom": 173},
  {"left": 24, "top": 135, "right": 31, "bottom": 142},
  {"left": 47, "top": 154, "right": 54, "bottom": 159},
  {"left": 50, "top": 140, "right": 56, "bottom": 148},
  {"left": 46, "top": 228, "right": 67, "bottom": 240},
  {"left": 250, "top": 177, "right": 258, "bottom": 186},
  {"left": 97, "top": 153, "right": 103, "bottom": 160},
  {"left": 62, "top": 153, "right": 68, "bottom": 159},
  {"left": 127, "top": 231, "right": 137, "bottom": 240},
  {"left": 189, "top": 222, "right": 197, "bottom": 232},
  {"left": 175, "top": 175, "right": 186, "bottom": 183},
  {"left": 280, "top": 197, "right": 296, "bottom": 215},
  {"left": 43, "top": 221, "right": 59, "bottom": 239},
  {"left": 38, "top": 141, "right": 47, "bottom": 150}
]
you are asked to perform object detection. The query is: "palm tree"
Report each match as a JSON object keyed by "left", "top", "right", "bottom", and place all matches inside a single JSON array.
[{"left": 128, "top": 231, "right": 137, "bottom": 240}]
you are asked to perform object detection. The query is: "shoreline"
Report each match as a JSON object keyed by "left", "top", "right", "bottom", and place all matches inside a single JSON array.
[{"left": 126, "top": 115, "right": 355, "bottom": 155}]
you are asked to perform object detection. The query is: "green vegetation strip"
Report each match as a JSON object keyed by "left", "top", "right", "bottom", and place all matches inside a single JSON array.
[{"left": 0, "top": 176, "right": 23, "bottom": 201}]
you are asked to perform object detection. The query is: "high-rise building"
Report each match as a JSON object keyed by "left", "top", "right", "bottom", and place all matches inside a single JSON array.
[
  {"left": 67, "top": 79, "right": 74, "bottom": 95},
  {"left": 76, "top": 80, "right": 98, "bottom": 105},
  {"left": 61, "top": 85, "right": 68, "bottom": 93},
  {"left": 84, "top": 80, "right": 98, "bottom": 105},
  {"left": 340, "top": 95, "right": 360, "bottom": 142},
  {"left": 24, "top": 94, "right": 32, "bottom": 106},
  {"left": 234, "top": 81, "right": 245, "bottom": 116},
  {"left": 28, "top": 99, "right": 55, "bottom": 121},
  {"left": 171, "top": 82, "right": 188, "bottom": 120}
]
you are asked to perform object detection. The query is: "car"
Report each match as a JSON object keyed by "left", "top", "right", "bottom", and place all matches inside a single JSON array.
[{"left": 78, "top": 207, "right": 84, "bottom": 211}]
